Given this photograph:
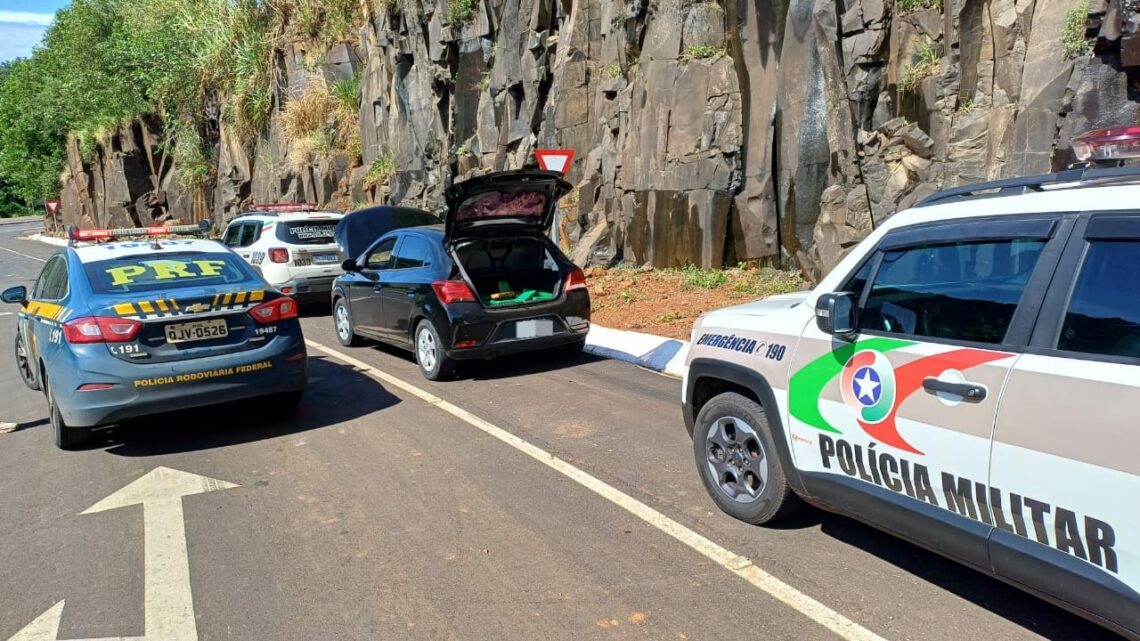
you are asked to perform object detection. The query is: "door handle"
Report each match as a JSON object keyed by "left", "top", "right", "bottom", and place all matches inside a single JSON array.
[{"left": 922, "top": 377, "right": 987, "bottom": 402}]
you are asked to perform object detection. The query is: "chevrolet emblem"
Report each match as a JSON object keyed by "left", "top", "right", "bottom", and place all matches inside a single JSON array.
[{"left": 184, "top": 303, "right": 210, "bottom": 314}]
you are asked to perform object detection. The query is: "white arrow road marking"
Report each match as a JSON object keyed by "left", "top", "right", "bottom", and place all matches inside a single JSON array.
[{"left": 6, "top": 467, "right": 238, "bottom": 641}]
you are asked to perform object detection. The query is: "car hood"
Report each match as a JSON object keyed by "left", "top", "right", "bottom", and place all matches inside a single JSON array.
[
  {"left": 334, "top": 206, "right": 440, "bottom": 259},
  {"left": 443, "top": 169, "right": 572, "bottom": 247},
  {"left": 702, "top": 291, "right": 810, "bottom": 320}
]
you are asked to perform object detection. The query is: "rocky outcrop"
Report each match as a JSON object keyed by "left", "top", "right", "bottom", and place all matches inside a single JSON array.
[{"left": 58, "top": 0, "right": 1140, "bottom": 281}]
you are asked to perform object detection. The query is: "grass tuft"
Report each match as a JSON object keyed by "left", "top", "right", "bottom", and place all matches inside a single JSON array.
[
  {"left": 898, "top": 40, "right": 942, "bottom": 94},
  {"left": 363, "top": 154, "right": 397, "bottom": 187},
  {"left": 1063, "top": 0, "right": 1093, "bottom": 58}
]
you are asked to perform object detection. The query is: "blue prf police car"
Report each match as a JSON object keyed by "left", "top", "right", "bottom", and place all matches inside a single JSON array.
[{"left": 2, "top": 222, "right": 308, "bottom": 449}]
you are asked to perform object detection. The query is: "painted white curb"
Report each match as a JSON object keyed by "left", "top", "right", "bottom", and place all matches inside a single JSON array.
[
  {"left": 27, "top": 234, "right": 67, "bottom": 247},
  {"left": 585, "top": 324, "right": 689, "bottom": 378}
]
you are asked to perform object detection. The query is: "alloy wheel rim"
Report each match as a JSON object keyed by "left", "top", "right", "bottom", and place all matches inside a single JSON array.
[
  {"left": 704, "top": 415, "right": 768, "bottom": 504},
  {"left": 417, "top": 328, "right": 437, "bottom": 371},
  {"left": 335, "top": 304, "right": 350, "bottom": 340},
  {"left": 16, "top": 336, "right": 33, "bottom": 383}
]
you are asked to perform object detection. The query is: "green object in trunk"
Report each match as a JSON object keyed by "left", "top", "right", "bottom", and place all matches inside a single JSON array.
[{"left": 485, "top": 289, "right": 556, "bottom": 306}]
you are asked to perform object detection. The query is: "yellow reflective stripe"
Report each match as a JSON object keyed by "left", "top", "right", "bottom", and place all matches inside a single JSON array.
[
  {"left": 138, "top": 300, "right": 156, "bottom": 315},
  {"left": 250, "top": 290, "right": 265, "bottom": 302},
  {"left": 30, "top": 302, "right": 64, "bottom": 320},
  {"left": 235, "top": 292, "right": 247, "bottom": 305},
  {"left": 222, "top": 293, "right": 233, "bottom": 306},
  {"left": 155, "top": 299, "right": 169, "bottom": 313},
  {"left": 212, "top": 294, "right": 220, "bottom": 307},
  {"left": 114, "top": 303, "right": 137, "bottom": 316},
  {"left": 169, "top": 299, "right": 180, "bottom": 310}
]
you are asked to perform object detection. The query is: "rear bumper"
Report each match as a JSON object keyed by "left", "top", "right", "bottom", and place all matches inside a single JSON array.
[
  {"left": 277, "top": 275, "right": 337, "bottom": 303},
  {"left": 447, "top": 332, "right": 585, "bottom": 360},
  {"left": 55, "top": 336, "right": 308, "bottom": 427}
]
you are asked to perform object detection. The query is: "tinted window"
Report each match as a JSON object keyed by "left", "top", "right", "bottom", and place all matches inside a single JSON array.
[
  {"left": 35, "top": 256, "right": 68, "bottom": 300},
  {"left": 83, "top": 252, "right": 255, "bottom": 294},
  {"left": 1058, "top": 240, "right": 1140, "bottom": 358},
  {"left": 861, "top": 239, "right": 1044, "bottom": 344},
  {"left": 394, "top": 236, "right": 433, "bottom": 269},
  {"left": 222, "top": 225, "right": 242, "bottom": 247},
  {"left": 277, "top": 220, "right": 337, "bottom": 245},
  {"left": 237, "top": 224, "right": 257, "bottom": 247},
  {"left": 366, "top": 238, "right": 397, "bottom": 270},
  {"left": 842, "top": 258, "right": 874, "bottom": 299}
]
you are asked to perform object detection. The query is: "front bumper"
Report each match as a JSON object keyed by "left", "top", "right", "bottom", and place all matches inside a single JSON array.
[{"left": 54, "top": 335, "right": 308, "bottom": 427}]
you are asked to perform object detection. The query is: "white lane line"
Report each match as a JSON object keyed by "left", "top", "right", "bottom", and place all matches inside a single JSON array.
[
  {"left": 306, "top": 339, "right": 887, "bottom": 641},
  {"left": 0, "top": 244, "right": 47, "bottom": 263}
]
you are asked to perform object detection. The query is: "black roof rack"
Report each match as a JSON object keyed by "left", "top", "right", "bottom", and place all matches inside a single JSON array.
[{"left": 914, "top": 165, "right": 1140, "bottom": 208}]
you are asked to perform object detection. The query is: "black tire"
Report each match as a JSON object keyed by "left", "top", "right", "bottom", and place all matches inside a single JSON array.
[
  {"left": 14, "top": 333, "right": 39, "bottom": 391},
  {"left": 47, "top": 381, "right": 91, "bottom": 450},
  {"left": 333, "top": 297, "right": 364, "bottom": 347},
  {"left": 693, "top": 392, "right": 799, "bottom": 525},
  {"left": 414, "top": 319, "right": 454, "bottom": 381}
]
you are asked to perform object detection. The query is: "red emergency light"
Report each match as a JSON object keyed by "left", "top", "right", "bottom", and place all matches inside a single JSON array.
[
  {"left": 67, "top": 220, "right": 212, "bottom": 245},
  {"left": 1072, "top": 127, "right": 1140, "bottom": 163},
  {"left": 251, "top": 203, "right": 318, "bottom": 212}
]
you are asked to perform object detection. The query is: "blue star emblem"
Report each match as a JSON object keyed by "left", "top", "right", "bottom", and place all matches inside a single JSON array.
[{"left": 852, "top": 366, "right": 882, "bottom": 406}]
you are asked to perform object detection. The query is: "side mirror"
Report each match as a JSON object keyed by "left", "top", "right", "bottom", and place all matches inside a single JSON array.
[
  {"left": 341, "top": 258, "right": 359, "bottom": 272},
  {"left": 1, "top": 285, "right": 27, "bottom": 306},
  {"left": 815, "top": 292, "right": 857, "bottom": 338}
]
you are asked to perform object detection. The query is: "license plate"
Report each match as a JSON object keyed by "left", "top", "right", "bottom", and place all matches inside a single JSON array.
[
  {"left": 165, "top": 319, "right": 228, "bottom": 344},
  {"left": 515, "top": 319, "right": 553, "bottom": 339},
  {"left": 293, "top": 257, "right": 312, "bottom": 267},
  {"left": 313, "top": 253, "right": 339, "bottom": 264}
]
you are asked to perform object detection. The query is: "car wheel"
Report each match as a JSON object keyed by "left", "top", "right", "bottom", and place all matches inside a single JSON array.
[
  {"left": 14, "top": 333, "right": 39, "bottom": 391},
  {"left": 693, "top": 392, "right": 799, "bottom": 525},
  {"left": 47, "top": 380, "right": 91, "bottom": 450},
  {"left": 414, "top": 319, "right": 454, "bottom": 381},
  {"left": 333, "top": 298, "right": 363, "bottom": 347}
]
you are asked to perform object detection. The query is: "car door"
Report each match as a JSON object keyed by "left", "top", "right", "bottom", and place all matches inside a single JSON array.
[
  {"left": 987, "top": 212, "right": 1140, "bottom": 636},
  {"left": 378, "top": 233, "right": 435, "bottom": 343},
  {"left": 21, "top": 254, "right": 72, "bottom": 379},
  {"left": 786, "top": 215, "right": 1068, "bottom": 568},
  {"left": 351, "top": 236, "right": 398, "bottom": 335}
]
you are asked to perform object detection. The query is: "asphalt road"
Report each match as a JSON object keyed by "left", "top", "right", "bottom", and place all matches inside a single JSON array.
[{"left": 0, "top": 220, "right": 1123, "bottom": 641}]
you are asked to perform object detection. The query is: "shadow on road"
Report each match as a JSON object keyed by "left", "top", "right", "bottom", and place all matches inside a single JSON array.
[
  {"left": 361, "top": 338, "right": 604, "bottom": 381},
  {"left": 772, "top": 504, "right": 1120, "bottom": 640},
  {"left": 99, "top": 356, "right": 400, "bottom": 456}
]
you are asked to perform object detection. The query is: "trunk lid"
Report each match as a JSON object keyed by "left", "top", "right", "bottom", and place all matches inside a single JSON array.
[
  {"left": 89, "top": 284, "right": 278, "bottom": 364},
  {"left": 443, "top": 170, "right": 572, "bottom": 249}
]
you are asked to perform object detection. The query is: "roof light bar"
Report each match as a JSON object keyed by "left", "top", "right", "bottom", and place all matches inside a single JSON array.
[
  {"left": 67, "top": 219, "right": 212, "bottom": 245},
  {"left": 250, "top": 203, "right": 318, "bottom": 212},
  {"left": 1072, "top": 127, "right": 1140, "bottom": 162}
]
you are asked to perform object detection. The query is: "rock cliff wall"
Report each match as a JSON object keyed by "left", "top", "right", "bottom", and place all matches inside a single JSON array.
[{"left": 56, "top": 0, "right": 1140, "bottom": 280}]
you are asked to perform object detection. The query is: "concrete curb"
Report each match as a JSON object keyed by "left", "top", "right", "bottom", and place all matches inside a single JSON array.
[
  {"left": 23, "top": 232, "right": 691, "bottom": 377},
  {"left": 27, "top": 234, "right": 67, "bottom": 247},
  {"left": 584, "top": 325, "right": 689, "bottom": 378}
]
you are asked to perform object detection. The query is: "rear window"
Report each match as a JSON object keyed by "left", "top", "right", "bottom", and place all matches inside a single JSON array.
[
  {"left": 277, "top": 221, "right": 338, "bottom": 245},
  {"left": 457, "top": 189, "right": 548, "bottom": 222},
  {"left": 83, "top": 252, "right": 256, "bottom": 294}
]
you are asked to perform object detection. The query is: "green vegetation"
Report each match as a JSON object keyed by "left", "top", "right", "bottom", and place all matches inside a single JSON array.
[
  {"left": 897, "top": 0, "right": 942, "bottom": 12},
  {"left": 1063, "top": 1, "right": 1093, "bottom": 57},
  {"left": 681, "top": 263, "right": 729, "bottom": 289},
  {"left": 363, "top": 155, "right": 397, "bottom": 187},
  {"left": 604, "top": 64, "right": 622, "bottom": 78},
  {"left": 447, "top": 0, "right": 480, "bottom": 25},
  {"left": 685, "top": 44, "right": 728, "bottom": 61},
  {"left": 957, "top": 95, "right": 974, "bottom": 113},
  {"left": 899, "top": 40, "right": 943, "bottom": 94},
  {"left": 0, "top": 0, "right": 366, "bottom": 213}
]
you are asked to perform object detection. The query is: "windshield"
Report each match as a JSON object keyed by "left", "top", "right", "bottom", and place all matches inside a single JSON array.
[
  {"left": 83, "top": 252, "right": 256, "bottom": 294},
  {"left": 277, "top": 220, "right": 338, "bottom": 245}
]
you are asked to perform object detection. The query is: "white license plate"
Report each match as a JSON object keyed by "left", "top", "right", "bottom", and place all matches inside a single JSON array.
[
  {"left": 313, "top": 253, "right": 339, "bottom": 264},
  {"left": 515, "top": 319, "right": 553, "bottom": 339},
  {"left": 165, "top": 319, "right": 228, "bottom": 344}
]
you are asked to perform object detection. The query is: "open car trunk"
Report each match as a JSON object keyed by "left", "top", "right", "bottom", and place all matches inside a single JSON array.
[{"left": 452, "top": 237, "right": 565, "bottom": 308}]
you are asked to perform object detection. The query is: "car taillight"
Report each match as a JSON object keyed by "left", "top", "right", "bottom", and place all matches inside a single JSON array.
[
  {"left": 63, "top": 317, "right": 142, "bottom": 344},
  {"left": 565, "top": 267, "right": 588, "bottom": 292},
  {"left": 432, "top": 280, "right": 476, "bottom": 305},
  {"left": 1072, "top": 126, "right": 1140, "bottom": 162},
  {"left": 269, "top": 248, "right": 290, "bottom": 263},
  {"left": 249, "top": 297, "right": 298, "bottom": 324}
]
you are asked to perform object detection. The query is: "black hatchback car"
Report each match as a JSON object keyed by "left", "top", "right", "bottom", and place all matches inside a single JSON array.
[{"left": 331, "top": 170, "right": 591, "bottom": 379}]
